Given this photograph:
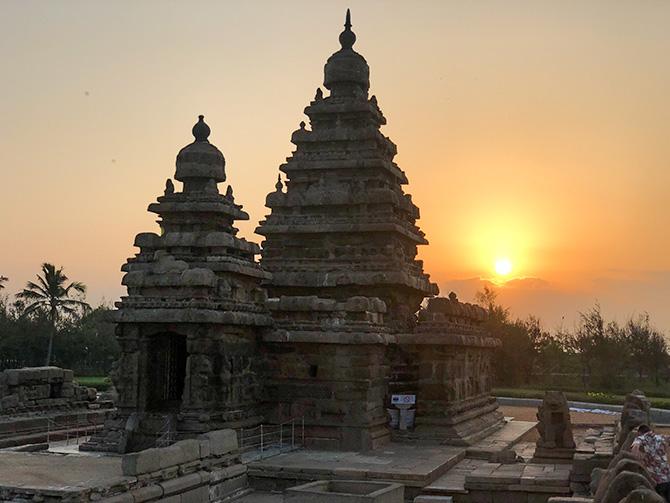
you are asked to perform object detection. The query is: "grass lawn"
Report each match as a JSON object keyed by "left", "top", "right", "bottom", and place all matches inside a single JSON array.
[
  {"left": 493, "top": 387, "right": 670, "bottom": 410},
  {"left": 74, "top": 376, "right": 111, "bottom": 391}
]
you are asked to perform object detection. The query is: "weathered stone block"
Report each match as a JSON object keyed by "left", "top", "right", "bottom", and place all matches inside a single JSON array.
[
  {"left": 159, "top": 444, "right": 186, "bottom": 469},
  {"left": 129, "top": 484, "right": 163, "bottom": 502},
  {"left": 174, "top": 439, "right": 201, "bottom": 463},
  {"left": 201, "top": 429, "right": 238, "bottom": 456},
  {"left": 122, "top": 448, "right": 161, "bottom": 475},
  {"left": 159, "top": 473, "right": 203, "bottom": 496}
]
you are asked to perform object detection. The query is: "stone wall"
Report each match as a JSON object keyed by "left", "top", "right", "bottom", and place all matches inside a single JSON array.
[
  {"left": 0, "top": 367, "right": 96, "bottom": 414},
  {"left": 261, "top": 296, "right": 392, "bottom": 451}
]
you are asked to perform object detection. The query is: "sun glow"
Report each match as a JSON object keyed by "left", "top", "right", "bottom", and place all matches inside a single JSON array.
[{"left": 494, "top": 257, "right": 513, "bottom": 276}]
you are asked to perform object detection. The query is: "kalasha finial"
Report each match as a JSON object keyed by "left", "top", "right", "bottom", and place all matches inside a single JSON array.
[
  {"left": 299, "top": 121, "right": 306, "bottom": 130},
  {"left": 339, "top": 8, "right": 356, "bottom": 50},
  {"left": 192, "top": 114, "right": 210, "bottom": 142},
  {"left": 275, "top": 174, "right": 283, "bottom": 191}
]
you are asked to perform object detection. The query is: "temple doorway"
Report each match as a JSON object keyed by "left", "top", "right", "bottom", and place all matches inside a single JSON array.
[{"left": 146, "top": 332, "right": 187, "bottom": 412}]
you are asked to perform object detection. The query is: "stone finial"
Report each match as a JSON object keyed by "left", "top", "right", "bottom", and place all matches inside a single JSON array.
[
  {"left": 275, "top": 174, "right": 283, "bottom": 191},
  {"left": 299, "top": 121, "right": 306, "bottom": 130},
  {"left": 192, "top": 115, "right": 210, "bottom": 142},
  {"left": 339, "top": 9, "right": 356, "bottom": 50},
  {"left": 164, "top": 178, "right": 174, "bottom": 195},
  {"left": 225, "top": 185, "right": 234, "bottom": 200},
  {"left": 315, "top": 88, "right": 323, "bottom": 100},
  {"left": 448, "top": 291, "right": 458, "bottom": 301}
]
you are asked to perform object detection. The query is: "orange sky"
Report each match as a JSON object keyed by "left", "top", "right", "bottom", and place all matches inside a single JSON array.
[{"left": 1, "top": 1, "right": 669, "bottom": 332}]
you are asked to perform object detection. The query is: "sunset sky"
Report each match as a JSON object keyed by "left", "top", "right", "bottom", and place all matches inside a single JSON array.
[{"left": 1, "top": 1, "right": 669, "bottom": 332}]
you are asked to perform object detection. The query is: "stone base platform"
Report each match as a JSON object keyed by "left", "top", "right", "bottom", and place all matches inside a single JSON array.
[
  {"left": 0, "top": 428, "right": 249, "bottom": 502},
  {"left": 422, "top": 459, "right": 572, "bottom": 503},
  {"left": 248, "top": 443, "right": 465, "bottom": 500},
  {"left": 0, "top": 450, "right": 130, "bottom": 500},
  {"left": 247, "top": 420, "right": 537, "bottom": 501},
  {"left": 465, "top": 420, "right": 537, "bottom": 460}
]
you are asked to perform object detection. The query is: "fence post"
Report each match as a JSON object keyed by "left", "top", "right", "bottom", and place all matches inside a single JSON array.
[
  {"left": 260, "top": 424, "right": 264, "bottom": 453},
  {"left": 291, "top": 419, "right": 295, "bottom": 448},
  {"left": 279, "top": 422, "right": 283, "bottom": 449},
  {"left": 302, "top": 416, "right": 305, "bottom": 446}
]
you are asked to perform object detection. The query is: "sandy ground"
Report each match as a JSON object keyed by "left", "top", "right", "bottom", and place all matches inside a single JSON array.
[{"left": 500, "top": 404, "right": 620, "bottom": 425}]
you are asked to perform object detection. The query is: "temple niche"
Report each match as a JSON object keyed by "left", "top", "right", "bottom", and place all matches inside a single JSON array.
[
  {"left": 257, "top": 11, "right": 502, "bottom": 450},
  {"left": 83, "top": 117, "right": 272, "bottom": 453}
]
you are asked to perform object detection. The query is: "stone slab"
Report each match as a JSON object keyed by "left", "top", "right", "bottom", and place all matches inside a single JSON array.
[
  {"left": 0, "top": 450, "right": 131, "bottom": 491},
  {"left": 248, "top": 444, "right": 465, "bottom": 488},
  {"left": 285, "top": 480, "right": 404, "bottom": 502},
  {"left": 466, "top": 421, "right": 537, "bottom": 460}
]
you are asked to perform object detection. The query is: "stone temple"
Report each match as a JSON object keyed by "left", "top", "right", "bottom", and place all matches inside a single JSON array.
[{"left": 86, "top": 10, "right": 502, "bottom": 454}]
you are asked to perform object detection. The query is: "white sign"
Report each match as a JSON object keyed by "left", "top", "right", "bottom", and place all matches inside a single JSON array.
[{"left": 391, "top": 394, "right": 416, "bottom": 405}]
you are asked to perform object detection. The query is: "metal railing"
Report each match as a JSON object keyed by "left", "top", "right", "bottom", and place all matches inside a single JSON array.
[
  {"left": 239, "top": 417, "right": 305, "bottom": 461},
  {"left": 46, "top": 414, "right": 102, "bottom": 445},
  {"left": 155, "top": 415, "right": 176, "bottom": 448}
]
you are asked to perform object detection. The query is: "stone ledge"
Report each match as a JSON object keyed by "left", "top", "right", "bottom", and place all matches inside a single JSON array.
[{"left": 262, "top": 330, "right": 397, "bottom": 345}]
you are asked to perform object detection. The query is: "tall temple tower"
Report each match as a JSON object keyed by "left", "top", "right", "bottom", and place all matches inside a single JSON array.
[
  {"left": 84, "top": 117, "right": 272, "bottom": 453},
  {"left": 258, "top": 12, "right": 502, "bottom": 450},
  {"left": 257, "top": 10, "right": 438, "bottom": 332}
]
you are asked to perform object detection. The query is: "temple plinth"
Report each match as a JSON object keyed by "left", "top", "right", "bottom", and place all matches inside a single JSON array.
[{"left": 84, "top": 116, "right": 271, "bottom": 453}]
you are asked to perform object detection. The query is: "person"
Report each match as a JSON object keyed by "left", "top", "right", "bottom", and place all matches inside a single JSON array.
[{"left": 632, "top": 424, "right": 670, "bottom": 501}]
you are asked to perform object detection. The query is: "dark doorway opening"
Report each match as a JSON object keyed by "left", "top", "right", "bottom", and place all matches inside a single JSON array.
[{"left": 146, "top": 332, "right": 187, "bottom": 411}]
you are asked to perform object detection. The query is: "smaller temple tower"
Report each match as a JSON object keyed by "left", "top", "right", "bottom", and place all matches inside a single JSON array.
[{"left": 84, "top": 117, "right": 271, "bottom": 453}]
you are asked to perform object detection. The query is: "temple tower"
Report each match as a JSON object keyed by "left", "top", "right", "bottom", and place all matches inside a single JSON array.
[
  {"left": 257, "top": 12, "right": 437, "bottom": 451},
  {"left": 84, "top": 117, "right": 271, "bottom": 453},
  {"left": 258, "top": 12, "right": 502, "bottom": 450},
  {"left": 257, "top": 10, "right": 437, "bottom": 332}
]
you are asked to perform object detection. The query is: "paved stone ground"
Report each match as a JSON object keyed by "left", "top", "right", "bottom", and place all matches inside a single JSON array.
[
  {"left": 249, "top": 443, "right": 465, "bottom": 489},
  {"left": 0, "top": 450, "right": 128, "bottom": 491},
  {"left": 466, "top": 420, "right": 536, "bottom": 459}
]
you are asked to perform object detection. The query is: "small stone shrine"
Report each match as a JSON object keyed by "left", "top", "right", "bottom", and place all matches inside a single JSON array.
[
  {"left": 84, "top": 116, "right": 272, "bottom": 453},
  {"left": 0, "top": 366, "right": 96, "bottom": 413},
  {"left": 393, "top": 293, "right": 504, "bottom": 444},
  {"left": 532, "top": 391, "right": 576, "bottom": 462}
]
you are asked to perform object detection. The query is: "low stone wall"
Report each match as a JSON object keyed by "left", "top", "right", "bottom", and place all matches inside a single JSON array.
[
  {"left": 103, "top": 429, "right": 247, "bottom": 502},
  {"left": 0, "top": 429, "right": 248, "bottom": 502},
  {"left": 0, "top": 367, "right": 96, "bottom": 414}
]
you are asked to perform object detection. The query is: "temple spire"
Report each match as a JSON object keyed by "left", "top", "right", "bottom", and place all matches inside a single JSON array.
[
  {"left": 192, "top": 114, "right": 210, "bottom": 142},
  {"left": 339, "top": 8, "right": 356, "bottom": 50}
]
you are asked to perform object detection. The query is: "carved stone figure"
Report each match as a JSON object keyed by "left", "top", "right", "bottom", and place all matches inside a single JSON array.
[{"left": 532, "top": 391, "right": 576, "bottom": 461}]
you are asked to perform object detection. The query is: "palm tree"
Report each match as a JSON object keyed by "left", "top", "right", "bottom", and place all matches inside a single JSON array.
[
  {"left": 0, "top": 276, "right": 7, "bottom": 290},
  {"left": 17, "top": 263, "right": 90, "bottom": 366}
]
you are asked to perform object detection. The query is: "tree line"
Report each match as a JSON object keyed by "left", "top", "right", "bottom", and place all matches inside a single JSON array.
[
  {"left": 0, "top": 265, "right": 119, "bottom": 375},
  {"left": 477, "top": 286, "right": 670, "bottom": 392},
  {"left": 2, "top": 266, "right": 667, "bottom": 390}
]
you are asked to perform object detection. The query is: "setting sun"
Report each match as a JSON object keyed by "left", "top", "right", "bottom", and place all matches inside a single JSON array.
[{"left": 495, "top": 258, "right": 513, "bottom": 276}]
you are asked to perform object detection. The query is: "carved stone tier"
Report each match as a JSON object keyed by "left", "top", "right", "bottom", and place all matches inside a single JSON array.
[{"left": 261, "top": 295, "right": 392, "bottom": 451}]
